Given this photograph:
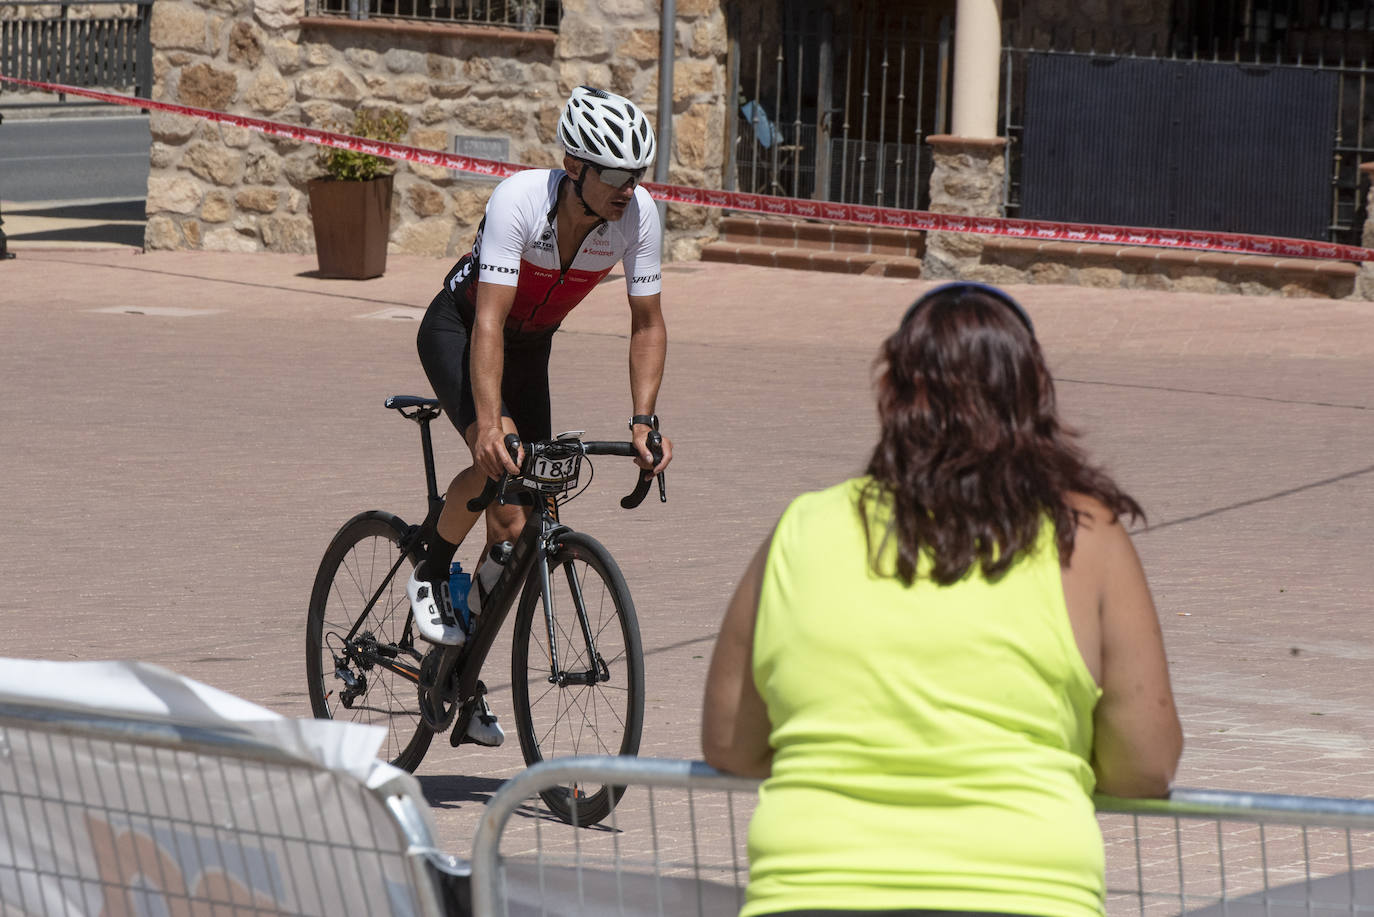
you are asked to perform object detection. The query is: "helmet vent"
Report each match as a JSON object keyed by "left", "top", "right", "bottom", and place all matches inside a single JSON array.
[{"left": 577, "top": 124, "right": 603, "bottom": 154}]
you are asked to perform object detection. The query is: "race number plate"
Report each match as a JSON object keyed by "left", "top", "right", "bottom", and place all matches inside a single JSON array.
[{"left": 527, "top": 451, "right": 582, "bottom": 492}]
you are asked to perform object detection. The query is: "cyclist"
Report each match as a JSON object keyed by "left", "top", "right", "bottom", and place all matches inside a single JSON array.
[{"left": 409, "top": 86, "right": 674, "bottom": 744}]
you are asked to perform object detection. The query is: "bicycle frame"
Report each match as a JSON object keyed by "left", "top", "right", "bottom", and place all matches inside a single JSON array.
[{"left": 335, "top": 406, "right": 609, "bottom": 743}]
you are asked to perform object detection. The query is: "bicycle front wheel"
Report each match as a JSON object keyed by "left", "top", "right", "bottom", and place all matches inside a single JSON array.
[
  {"left": 511, "top": 531, "right": 645, "bottom": 826},
  {"left": 306, "top": 511, "right": 434, "bottom": 772}
]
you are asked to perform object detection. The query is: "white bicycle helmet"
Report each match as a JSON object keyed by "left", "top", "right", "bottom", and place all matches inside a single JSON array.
[{"left": 558, "top": 86, "right": 656, "bottom": 171}]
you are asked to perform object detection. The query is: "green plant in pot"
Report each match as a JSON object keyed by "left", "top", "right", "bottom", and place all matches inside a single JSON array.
[{"left": 308, "top": 108, "right": 409, "bottom": 280}]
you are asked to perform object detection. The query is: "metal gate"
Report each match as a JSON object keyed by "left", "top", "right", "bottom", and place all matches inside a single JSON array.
[
  {"left": 0, "top": 0, "right": 152, "bottom": 108},
  {"left": 1017, "top": 53, "right": 1338, "bottom": 241},
  {"left": 726, "top": 1, "right": 951, "bottom": 210},
  {"left": 1000, "top": 10, "right": 1374, "bottom": 245}
]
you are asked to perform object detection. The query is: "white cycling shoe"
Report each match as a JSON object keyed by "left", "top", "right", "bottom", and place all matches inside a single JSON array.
[
  {"left": 406, "top": 562, "right": 466, "bottom": 646},
  {"left": 465, "top": 694, "right": 505, "bottom": 747}
]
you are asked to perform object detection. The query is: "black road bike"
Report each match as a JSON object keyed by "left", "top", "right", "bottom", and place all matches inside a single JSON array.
[{"left": 306, "top": 395, "right": 665, "bottom": 825}]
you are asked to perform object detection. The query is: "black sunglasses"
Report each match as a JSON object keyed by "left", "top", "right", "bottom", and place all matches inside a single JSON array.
[
  {"left": 900, "top": 282, "right": 1035, "bottom": 337},
  {"left": 579, "top": 159, "right": 646, "bottom": 190}
]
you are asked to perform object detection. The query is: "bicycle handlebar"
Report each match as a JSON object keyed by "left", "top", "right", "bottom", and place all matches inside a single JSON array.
[{"left": 465, "top": 431, "right": 666, "bottom": 512}]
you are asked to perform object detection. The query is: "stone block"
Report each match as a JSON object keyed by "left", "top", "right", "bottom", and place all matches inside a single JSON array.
[
  {"left": 454, "top": 100, "right": 525, "bottom": 134},
  {"left": 1173, "top": 274, "right": 1220, "bottom": 294},
  {"left": 150, "top": 3, "right": 210, "bottom": 53},
  {"left": 673, "top": 101, "right": 722, "bottom": 171},
  {"left": 147, "top": 176, "right": 204, "bottom": 214},
  {"left": 183, "top": 142, "right": 245, "bottom": 186},
  {"left": 145, "top": 215, "right": 182, "bottom": 250},
  {"left": 178, "top": 63, "right": 238, "bottom": 110},
  {"left": 964, "top": 263, "right": 1028, "bottom": 286},
  {"left": 690, "top": 16, "right": 726, "bottom": 56},
  {"left": 1078, "top": 266, "right": 1125, "bottom": 289},
  {"left": 1356, "top": 265, "right": 1374, "bottom": 301},
  {"left": 665, "top": 203, "right": 709, "bottom": 231},
  {"left": 380, "top": 74, "right": 431, "bottom": 104},
  {"left": 405, "top": 183, "right": 447, "bottom": 218},
  {"left": 667, "top": 235, "right": 705, "bottom": 263},
  {"left": 392, "top": 218, "right": 459, "bottom": 257},
  {"left": 672, "top": 58, "right": 717, "bottom": 100},
  {"left": 674, "top": 0, "right": 716, "bottom": 18},
  {"left": 254, "top": 0, "right": 302, "bottom": 30},
  {"left": 182, "top": 220, "right": 202, "bottom": 248},
  {"left": 345, "top": 48, "right": 379, "bottom": 69},
  {"left": 268, "top": 37, "right": 303, "bottom": 74},
  {"left": 201, "top": 191, "right": 232, "bottom": 222},
  {"left": 1028, "top": 261, "right": 1071, "bottom": 285},
  {"left": 219, "top": 123, "right": 253, "bottom": 148},
  {"left": 425, "top": 53, "right": 457, "bottom": 80},
  {"left": 556, "top": 21, "right": 609, "bottom": 59},
  {"left": 204, "top": 226, "right": 261, "bottom": 252},
  {"left": 618, "top": 27, "right": 660, "bottom": 61},
  {"left": 150, "top": 143, "right": 178, "bottom": 170},
  {"left": 557, "top": 63, "right": 612, "bottom": 96},
  {"left": 227, "top": 21, "right": 263, "bottom": 67},
  {"left": 260, "top": 215, "right": 314, "bottom": 253},
  {"left": 298, "top": 67, "right": 366, "bottom": 104},
  {"left": 149, "top": 110, "right": 199, "bottom": 143},
  {"left": 235, "top": 189, "right": 280, "bottom": 213},
  {"left": 1279, "top": 281, "right": 1323, "bottom": 298},
  {"left": 244, "top": 149, "right": 283, "bottom": 185},
  {"left": 244, "top": 69, "right": 292, "bottom": 113}
]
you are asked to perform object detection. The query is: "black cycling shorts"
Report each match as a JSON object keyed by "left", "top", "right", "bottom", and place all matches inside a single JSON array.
[{"left": 416, "top": 288, "right": 555, "bottom": 443}]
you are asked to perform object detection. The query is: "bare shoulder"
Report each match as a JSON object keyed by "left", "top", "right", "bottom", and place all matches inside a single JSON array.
[{"left": 1064, "top": 492, "right": 1136, "bottom": 570}]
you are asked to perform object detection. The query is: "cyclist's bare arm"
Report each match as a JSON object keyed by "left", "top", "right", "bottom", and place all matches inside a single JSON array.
[
  {"left": 627, "top": 291, "right": 672, "bottom": 474},
  {"left": 471, "top": 280, "right": 522, "bottom": 478}
]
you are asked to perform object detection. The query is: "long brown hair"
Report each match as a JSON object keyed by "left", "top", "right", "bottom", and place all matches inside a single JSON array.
[{"left": 861, "top": 283, "right": 1143, "bottom": 585}]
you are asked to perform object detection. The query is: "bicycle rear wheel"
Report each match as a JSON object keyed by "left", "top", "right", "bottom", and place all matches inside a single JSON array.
[
  {"left": 511, "top": 531, "right": 644, "bottom": 826},
  {"left": 306, "top": 511, "right": 433, "bottom": 772}
]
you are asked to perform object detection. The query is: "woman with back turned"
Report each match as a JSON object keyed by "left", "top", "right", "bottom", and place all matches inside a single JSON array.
[{"left": 702, "top": 282, "right": 1183, "bottom": 917}]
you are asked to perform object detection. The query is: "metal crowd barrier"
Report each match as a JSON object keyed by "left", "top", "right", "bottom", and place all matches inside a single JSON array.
[
  {"left": 471, "top": 756, "right": 1374, "bottom": 917},
  {"left": 0, "top": 700, "right": 469, "bottom": 916}
]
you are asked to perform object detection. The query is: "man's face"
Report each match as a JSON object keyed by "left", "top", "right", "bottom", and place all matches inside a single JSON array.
[{"left": 566, "top": 156, "right": 643, "bottom": 221}]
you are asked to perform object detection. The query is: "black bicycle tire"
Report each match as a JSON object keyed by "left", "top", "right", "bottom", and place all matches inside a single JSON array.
[
  {"left": 510, "top": 530, "right": 645, "bottom": 826},
  {"left": 306, "top": 510, "right": 434, "bottom": 772}
]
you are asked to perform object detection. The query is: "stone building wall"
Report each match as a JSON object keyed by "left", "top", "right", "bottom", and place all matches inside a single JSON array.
[{"left": 143, "top": 0, "right": 728, "bottom": 261}]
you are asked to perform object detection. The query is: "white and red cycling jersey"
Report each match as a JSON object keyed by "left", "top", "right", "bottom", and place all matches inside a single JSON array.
[{"left": 442, "top": 168, "right": 662, "bottom": 337}]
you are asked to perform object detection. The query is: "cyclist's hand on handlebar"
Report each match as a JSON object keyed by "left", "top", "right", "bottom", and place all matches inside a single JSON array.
[
  {"left": 632, "top": 426, "right": 671, "bottom": 474},
  {"left": 475, "top": 424, "right": 522, "bottom": 478}
]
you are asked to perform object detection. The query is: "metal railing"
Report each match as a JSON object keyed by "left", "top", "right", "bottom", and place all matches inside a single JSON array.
[
  {"left": 306, "top": 0, "right": 559, "bottom": 32},
  {"left": 0, "top": 0, "right": 151, "bottom": 107},
  {"left": 471, "top": 756, "right": 1374, "bottom": 916},
  {"left": 726, "top": 6, "right": 950, "bottom": 211},
  {"left": 0, "top": 701, "right": 466, "bottom": 916}
]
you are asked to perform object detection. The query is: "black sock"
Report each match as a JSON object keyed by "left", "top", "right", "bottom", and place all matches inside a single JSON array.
[{"left": 426, "top": 533, "right": 459, "bottom": 586}]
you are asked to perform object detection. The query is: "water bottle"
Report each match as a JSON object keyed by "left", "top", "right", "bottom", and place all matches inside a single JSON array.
[
  {"left": 468, "top": 541, "right": 512, "bottom": 618},
  {"left": 448, "top": 562, "right": 473, "bottom": 632}
]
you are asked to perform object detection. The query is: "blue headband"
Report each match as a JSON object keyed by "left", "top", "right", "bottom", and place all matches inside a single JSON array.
[{"left": 900, "top": 282, "right": 1035, "bottom": 337}]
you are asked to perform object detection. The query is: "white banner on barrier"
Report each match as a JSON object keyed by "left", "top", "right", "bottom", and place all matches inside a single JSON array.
[{"left": 0, "top": 659, "right": 428, "bottom": 917}]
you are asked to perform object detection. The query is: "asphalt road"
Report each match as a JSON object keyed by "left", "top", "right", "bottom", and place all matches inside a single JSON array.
[{"left": 0, "top": 113, "right": 149, "bottom": 202}]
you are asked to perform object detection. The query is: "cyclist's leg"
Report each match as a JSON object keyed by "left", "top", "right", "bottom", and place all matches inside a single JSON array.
[
  {"left": 413, "top": 291, "right": 495, "bottom": 643},
  {"left": 417, "top": 293, "right": 498, "bottom": 549},
  {"left": 474, "top": 329, "right": 552, "bottom": 552}
]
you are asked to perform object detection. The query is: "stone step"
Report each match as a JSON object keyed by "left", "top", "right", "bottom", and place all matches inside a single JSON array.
[
  {"left": 718, "top": 215, "right": 926, "bottom": 259},
  {"left": 700, "top": 241, "right": 923, "bottom": 278}
]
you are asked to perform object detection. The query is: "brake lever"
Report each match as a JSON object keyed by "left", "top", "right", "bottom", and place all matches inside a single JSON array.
[
  {"left": 620, "top": 431, "right": 666, "bottom": 509},
  {"left": 465, "top": 435, "right": 524, "bottom": 511}
]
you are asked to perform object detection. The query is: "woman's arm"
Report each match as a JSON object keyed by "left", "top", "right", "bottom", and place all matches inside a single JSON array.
[
  {"left": 701, "top": 534, "right": 774, "bottom": 778},
  {"left": 1089, "top": 513, "right": 1184, "bottom": 797}
]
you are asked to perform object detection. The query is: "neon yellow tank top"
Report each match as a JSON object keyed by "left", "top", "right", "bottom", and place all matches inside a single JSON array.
[{"left": 744, "top": 478, "right": 1104, "bottom": 917}]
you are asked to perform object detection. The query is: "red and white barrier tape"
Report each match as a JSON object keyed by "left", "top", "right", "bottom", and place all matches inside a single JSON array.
[{"left": 5, "top": 74, "right": 1371, "bottom": 264}]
